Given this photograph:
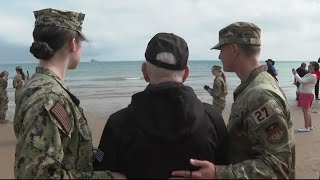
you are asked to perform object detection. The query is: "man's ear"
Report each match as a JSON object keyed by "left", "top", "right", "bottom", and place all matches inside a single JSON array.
[
  {"left": 141, "top": 62, "right": 150, "bottom": 82},
  {"left": 182, "top": 66, "right": 189, "bottom": 83},
  {"left": 231, "top": 44, "right": 239, "bottom": 56}
]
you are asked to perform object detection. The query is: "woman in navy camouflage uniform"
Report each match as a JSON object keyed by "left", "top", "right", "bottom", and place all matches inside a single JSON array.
[{"left": 13, "top": 8, "right": 125, "bottom": 179}]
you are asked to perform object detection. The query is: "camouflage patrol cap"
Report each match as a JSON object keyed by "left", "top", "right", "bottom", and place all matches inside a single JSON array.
[
  {"left": 33, "top": 8, "right": 88, "bottom": 41},
  {"left": 211, "top": 22, "right": 261, "bottom": 50},
  {"left": 211, "top": 65, "right": 222, "bottom": 71},
  {"left": 16, "top": 66, "right": 22, "bottom": 70}
]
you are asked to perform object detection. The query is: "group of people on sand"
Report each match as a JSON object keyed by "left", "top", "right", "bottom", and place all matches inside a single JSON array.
[
  {"left": 292, "top": 60, "right": 320, "bottom": 132},
  {"left": 0, "top": 66, "right": 28, "bottom": 123},
  {"left": 16, "top": 6, "right": 320, "bottom": 179}
]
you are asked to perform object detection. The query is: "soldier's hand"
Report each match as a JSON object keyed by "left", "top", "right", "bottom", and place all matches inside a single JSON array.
[
  {"left": 170, "top": 159, "right": 217, "bottom": 179},
  {"left": 111, "top": 172, "right": 127, "bottom": 179},
  {"left": 204, "top": 85, "right": 210, "bottom": 91}
]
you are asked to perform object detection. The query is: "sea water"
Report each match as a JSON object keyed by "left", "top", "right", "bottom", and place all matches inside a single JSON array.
[{"left": 0, "top": 60, "right": 305, "bottom": 100}]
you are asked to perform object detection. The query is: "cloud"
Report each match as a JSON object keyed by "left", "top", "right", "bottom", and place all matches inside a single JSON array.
[{"left": 0, "top": 0, "right": 320, "bottom": 63}]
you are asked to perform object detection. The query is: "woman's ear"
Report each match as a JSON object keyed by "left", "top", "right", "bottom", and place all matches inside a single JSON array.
[{"left": 68, "top": 38, "right": 77, "bottom": 52}]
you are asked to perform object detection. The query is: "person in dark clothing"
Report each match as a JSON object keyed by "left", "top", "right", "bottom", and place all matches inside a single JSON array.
[
  {"left": 93, "top": 33, "right": 229, "bottom": 179},
  {"left": 265, "top": 59, "right": 278, "bottom": 81},
  {"left": 294, "top": 62, "right": 308, "bottom": 100},
  {"left": 315, "top": 57, "right": 320, "bottom": 100}
]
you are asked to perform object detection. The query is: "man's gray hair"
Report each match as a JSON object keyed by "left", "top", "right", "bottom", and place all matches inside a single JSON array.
[{"left": 146, "top": 52, "right": 185, "bottom": 84}]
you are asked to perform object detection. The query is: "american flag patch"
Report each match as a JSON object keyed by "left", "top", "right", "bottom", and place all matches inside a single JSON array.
[
  {"left": 95, "top": 148, "right": 104, "bottom": 162},
  {"left": 50, "top": 101, "right": 72, "bottom": 134}
]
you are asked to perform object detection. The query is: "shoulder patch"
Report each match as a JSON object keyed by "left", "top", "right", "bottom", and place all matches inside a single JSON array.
[
  {"left": 265, "top": 122, "right": 286, "bottom": 144},
  {"left": 251, "top": 101, "right": 275, "bottom": 125},
  {"left": 50, "top": 101, "right": 71, "bottom": 134}
]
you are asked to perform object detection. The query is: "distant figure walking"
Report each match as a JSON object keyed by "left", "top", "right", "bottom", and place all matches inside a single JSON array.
[
  {"left": 0, "top": 71, "right": 9, "bottom": 123},
  {"left": 294, "top": 62, "right": 308, "bottom": 100},
  {"left": 292, "top": 61, "right": 319, "bottom": 132},
  {"left": 265, "top": 58, "right": 278, "bottom": 81},
  {"left": 204, "top": 65, "right": 228, "bottom": 114},
  {"left": 13, "top": 66, "right": 27, "bottom": 104}
]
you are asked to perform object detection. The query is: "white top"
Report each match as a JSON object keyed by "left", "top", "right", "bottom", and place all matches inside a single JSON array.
[{"left": 295, "top": 73, "right": 317, "bottom": 94}]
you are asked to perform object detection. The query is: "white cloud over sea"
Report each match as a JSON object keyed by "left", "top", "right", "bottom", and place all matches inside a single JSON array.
[{"left": 0, "top": 0, "right": 320, "bottom": 63}]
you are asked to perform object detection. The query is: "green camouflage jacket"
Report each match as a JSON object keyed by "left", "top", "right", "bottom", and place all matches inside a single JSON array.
[
  {"left": 208, "top": 75, "right": 227, "bottom": 112},
  {"left": 14, "top": 67, "right": 113, "bottom": 179},
  {"left": 215, "top": 65, "right": 295, "bottom": 179},
  {"left": 0, "top": 78, "right": 8, "bottom": 119}
]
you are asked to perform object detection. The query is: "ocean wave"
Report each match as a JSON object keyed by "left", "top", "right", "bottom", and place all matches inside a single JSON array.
[
  {"left": 124, "top": 77, "right": 142, "bottom": 80},
  {"left": 68, "top": 77, "right": 143, "bottom": 82}
]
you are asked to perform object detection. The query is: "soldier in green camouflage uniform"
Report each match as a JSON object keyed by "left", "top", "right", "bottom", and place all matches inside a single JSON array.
[
  {"left": 172, "top": 22, "right": 295, "bottom": 179},
  {"left": 14, "top": 8, "right": 125, "bottom": 179},
  {"left": 0, "top": 71, "right": 9, "bottom": 123},
  {"left": 204, "top": 65, "right": 228, "bottom": 114},
  {"left": 13, "top": 66, "right": 26, "bottom": 104}
]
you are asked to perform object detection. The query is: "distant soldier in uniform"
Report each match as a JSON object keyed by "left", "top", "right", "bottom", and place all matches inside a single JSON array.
[
  {"left": 172, "top": 22, "right": 295, "bottom": 179},
  {"left": 0, "top": 71, "right": 9, "bottom": 123},
  {"left": 204, "top": 65, "right": 228, "bottom": 114},
  {"left": 14, "top": 8, "right": 125, "bottom": 179},
  {"left": 13, "top": 65, "right": 27, "bottom": 104}
]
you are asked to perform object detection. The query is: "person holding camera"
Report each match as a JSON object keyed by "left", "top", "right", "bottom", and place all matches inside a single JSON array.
[
  {"left": 204, "top": 65, "right": 228, "bottom": 114},
  {"left": 292, "top": 61, "right": 319, "bottom": 132}
]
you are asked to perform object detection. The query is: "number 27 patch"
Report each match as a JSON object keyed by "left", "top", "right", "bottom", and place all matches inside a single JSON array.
[{"left": 251, "top": 102, "right": 275, "bottom": 125}]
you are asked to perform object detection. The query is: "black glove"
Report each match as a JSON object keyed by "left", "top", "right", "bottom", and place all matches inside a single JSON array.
[{"left": 204, "top": 85, "right": 210, "bottom": 90}]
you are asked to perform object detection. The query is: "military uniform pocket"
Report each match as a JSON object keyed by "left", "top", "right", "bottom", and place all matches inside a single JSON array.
[{"left": 78, "top": 117, "right": 92, "bottom": 141}]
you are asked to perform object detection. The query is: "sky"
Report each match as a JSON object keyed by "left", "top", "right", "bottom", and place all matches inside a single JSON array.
[{"left": 0, "top": 0, "right": 320, "bottom": 64}]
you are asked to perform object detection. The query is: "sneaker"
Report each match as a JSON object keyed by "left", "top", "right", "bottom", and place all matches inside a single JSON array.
[
  {"left": 297, "top": 128, "right": 311, "bottom": 132},
  {"left": 309, "top": 127, "right": 314, "bottom": 130}
]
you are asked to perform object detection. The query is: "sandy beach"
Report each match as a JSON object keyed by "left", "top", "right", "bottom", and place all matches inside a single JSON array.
[{"left": 1, "top": 93, "right": 320, "bottom": 179}]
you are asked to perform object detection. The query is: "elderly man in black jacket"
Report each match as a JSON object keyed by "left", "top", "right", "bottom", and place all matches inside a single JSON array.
[{"left": 93, "top": 32, "right": 229, "bottom": 179}]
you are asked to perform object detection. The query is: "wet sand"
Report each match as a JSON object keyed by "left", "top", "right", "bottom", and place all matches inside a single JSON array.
[{"left": 0, "top": 94, "right": 319, "bottom": 179}]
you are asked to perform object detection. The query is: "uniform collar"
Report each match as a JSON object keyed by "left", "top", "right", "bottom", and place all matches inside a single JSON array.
[
  {"left": 233, "top": 65, "right": 267, "bottom": 101},
  {"left": 36, "top": 67, "right": 80, "bottom": 105}
]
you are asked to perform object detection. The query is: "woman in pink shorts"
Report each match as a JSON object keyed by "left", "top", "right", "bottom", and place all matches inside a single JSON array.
[{"left": 292, "top": 61, "right": 319, "bottom": 132}]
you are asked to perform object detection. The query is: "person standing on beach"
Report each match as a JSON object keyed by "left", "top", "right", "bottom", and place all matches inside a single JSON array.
[
  {"left": 93, "top": 33, "right": 229, "bottom": 178},
  {"left": 265, "top": 58, "right": 278, "bottom": 81},
  {"left": 172, "top": 22, "right": 295, "bottom": 179},
  {"left": 292, "top": 62, "right": 319, "bottom": 132},
  {"left": 0, "top": 71, "right": 9, "bottom": 123},
  {"left": 204, "top": 65, "right": 228, "bottom": 114},
  {"left": 13, "top": 8, "right": 125, "bottom": 179},
  {"left": 315, "top": 57, "right": 320, "bottom": 100},
  {"left": 13, "top": 66, "right": 27, "bottom": 104},
  {"left": 294, "top": 62, "right": 308, "bottom": 100}
]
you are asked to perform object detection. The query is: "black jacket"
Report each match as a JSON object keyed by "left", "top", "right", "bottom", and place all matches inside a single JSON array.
[{"left": 93, "top": 82, "right": 228, "bottom": 179}]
